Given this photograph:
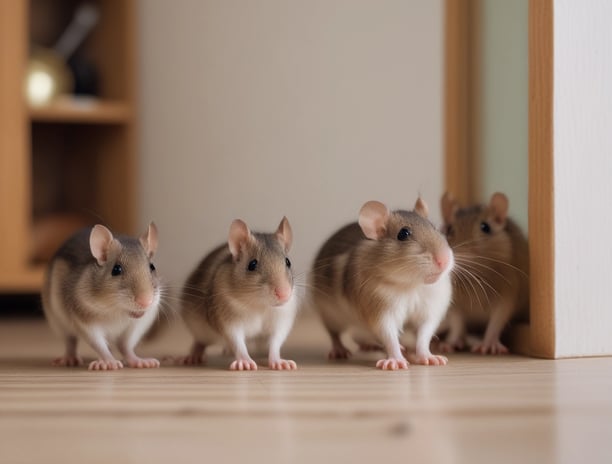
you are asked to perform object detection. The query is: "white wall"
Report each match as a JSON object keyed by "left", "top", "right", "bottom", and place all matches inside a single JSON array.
[
  {"left": 554, "top": 0, "right": 612, "bottom": 357},
  {"left": 137, "top": 1, "right": 443, "bottom": 287}
]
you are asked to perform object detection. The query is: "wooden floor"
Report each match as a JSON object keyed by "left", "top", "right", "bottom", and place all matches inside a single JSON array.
[{"left": 1, "top": 311, "right": 611, "bottom": 464}]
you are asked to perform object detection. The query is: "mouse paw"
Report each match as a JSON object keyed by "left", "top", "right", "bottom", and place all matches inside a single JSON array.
[
  {"left": 88, "top": 359, "right": 123, "bottom": 371},
  {"left": 52, "top": 355, "right": 83, "bottom": 367},
  {"left": 229, "top": 358, "right": 258, "bottom": 371},
  {"left": 409, "top": 353, "right": 448, "bottom": 366},
  {"left": 472, "top": 340, "right": 509, "bottom": 355},
  {"left": 127, "top": 357, "right": 160, "bottom": 369},
  {"left": 269, "top": 359, "right": 297, "bottom": 370},
  {"left": 328, "top": 346, "right": 352, "bottom": 360},
  {"left": 375, "top": 357, "right": 409, "bottom": 371}
]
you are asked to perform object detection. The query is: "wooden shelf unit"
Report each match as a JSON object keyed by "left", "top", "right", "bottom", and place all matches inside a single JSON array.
[{"left": 0, "top": 0, "right": 138, "bottom": 294}]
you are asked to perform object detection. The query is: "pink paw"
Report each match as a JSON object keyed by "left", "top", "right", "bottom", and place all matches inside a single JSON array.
[
  {"left": 375, "top": 357, "right": 409, "bottom": 370},
  {"left": 229, "top": 359, "right": 258, "bottom": 371},
  {"left": 52, "top": 355, "right": 83, "bottom": 367},
  {"left": 328, "top": 346, "right": 352, "bottom": 360},
  {"left": 127, "top": 357, "right": 160, "bottom": 368},
  {"left": 88, "top": 359, "right": 123, "bottom": 371},
  {"left": 269, "top": 359, "right": 297, "bottom": 370},
  {"left": 410, "top": 353, "right": 448, "bottom": 366},
  {"left": 472, "top": 340, "right": 509, "bottom": 355}
]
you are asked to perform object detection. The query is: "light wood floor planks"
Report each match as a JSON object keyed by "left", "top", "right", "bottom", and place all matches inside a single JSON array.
[{"left": 1, "top": 311, "right": 611, "bottom": 464}]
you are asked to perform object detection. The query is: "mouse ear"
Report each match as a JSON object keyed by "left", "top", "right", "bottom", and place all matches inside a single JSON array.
[
  {"left": 228, "top": 219, "right": 251, "bottom": 261},
  {"left": 90, "top": 225, "right": 114, "bottom": 265},
  {"left": 414, "top": 197, "right": 429, "bottom": 218},
  {"left": 441, "top": 192, "right": 458, "bottom": 224},
  {"left": 358, "top": 201, "right": 390, "bottom": 240},
  {"left": 139, "top": 222, "right": 158, "bottom": 259},
  {"left": 275, "top": 216, "right": 293, "bottom": 253},
  {"left": 489, "top": 192, "right": 509, "bottom": 225}
]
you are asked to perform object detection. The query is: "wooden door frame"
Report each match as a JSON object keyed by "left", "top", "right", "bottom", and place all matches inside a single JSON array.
[{"left": 444, "top": 0, "right": 555, "bottom": 358}]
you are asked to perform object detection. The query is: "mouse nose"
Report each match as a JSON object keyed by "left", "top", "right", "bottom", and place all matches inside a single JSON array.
[
  {"left": 434, "top": 250, "right": 450, "bottom": 271},
  {"left": 135, "top": 294, "right": 153, "bottom": 310},
  {"left": 274, "top": 286, "right": 292, "bottom": 304}
]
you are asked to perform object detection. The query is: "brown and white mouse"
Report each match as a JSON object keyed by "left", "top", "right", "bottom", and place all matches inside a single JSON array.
[
  {"left": 438, "top": 192, "right": 529, "bottom": 354},
  {"left": 180, "top": 217, "right": 298, "bottom": 371},
  {"left": 41, "top": 223, "right": 161, "bottom": 370},
  {"left": 308, "top": 198, "right": 453, "bottom": 370}
]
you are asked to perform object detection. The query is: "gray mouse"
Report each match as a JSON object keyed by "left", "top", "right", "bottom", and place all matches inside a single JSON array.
[
  {"left": 308, "top": 198, "right": 454, "bottom": 370},
  {"left": 438, "top": 192, "right": 529, "bottom": 354},
  {"left": 41, "top": 223, "right": 161, "bottom": 370},
  {"left": 180, "top": 217, "right": 298, "bottom": 371}
]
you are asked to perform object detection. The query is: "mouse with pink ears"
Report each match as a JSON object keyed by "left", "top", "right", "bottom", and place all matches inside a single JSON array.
[
  {"left": 308, "top": 198, "right": 454, "bottom": 370},
  {"left": 437, "top": 192, "right": 529, "bottom": 354},
  {"left": 180, "top": 217, "right": 298, "bottom": 371}
]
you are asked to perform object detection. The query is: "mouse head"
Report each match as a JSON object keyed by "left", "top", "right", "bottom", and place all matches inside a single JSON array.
[
  {"left": 441, "top": 192, "right": 513, "bottom": 260},
  {"left": 358, "top": 197, "right": 453, "bottom": 285},
  {"left": 89, "top": 222, "right": 161, "bottom": 319},
  {"left": 227, "top": 217, "right": 294, "bottom": 307}
]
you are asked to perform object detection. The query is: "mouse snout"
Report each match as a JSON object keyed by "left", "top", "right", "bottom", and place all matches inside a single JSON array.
[
  {"left": 274, "top": 285, "right": 293, "bottom": 305},
  {"left": 434, "top": 248, "right": 451, "bottom": 272},
  {"left": 134, "top": 293, "right": 154, "bottom": 310}
]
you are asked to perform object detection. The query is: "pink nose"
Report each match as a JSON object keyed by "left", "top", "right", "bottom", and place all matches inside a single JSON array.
[
  {"left": 135, "top": 294, "right": 153, "bottom": 310},
  {"left": 435, "top": 250, "right": 450, "bottom": 271},
  {"left": 274, "top": 287, "right": 292, "bottom": 303}
]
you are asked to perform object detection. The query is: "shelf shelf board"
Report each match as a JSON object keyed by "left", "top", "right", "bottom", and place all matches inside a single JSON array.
[
  {"left": 0, "top": 266, "right": 45, "bottom": 293},
  {"left": 29, "top": 98, "right": 132, "bottom": 124}
]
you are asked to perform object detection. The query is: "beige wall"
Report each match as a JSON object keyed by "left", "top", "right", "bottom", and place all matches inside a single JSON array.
[{"left": 137, "top": 0, "right": 443, "bottom": 286}]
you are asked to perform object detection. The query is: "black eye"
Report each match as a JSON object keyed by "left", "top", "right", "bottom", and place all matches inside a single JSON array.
[
  {"left": 150, "top": 263, "right": 156, "bottom": 272},
  {"left": 445, "top": 225, "right": 454, "bottom": 237},
  {"left": 111, "top": 264, "right": 123, "bottom": 276},
  {"left": 247, "top": 259, "right": 258, "bottom": 272},
  {"left": 480, "top": 222, "right": 492, "bottom": 234},
  {"left": 285, "top": 258, "right": 291, "bottom": 268},
  {"left": 397, "top": 227, "right": 412, "bottom": 241}
]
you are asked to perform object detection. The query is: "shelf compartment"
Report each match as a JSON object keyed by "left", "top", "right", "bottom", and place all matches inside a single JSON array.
[{"left": 29, "top": 98, "right": 132, "bottom": 124}]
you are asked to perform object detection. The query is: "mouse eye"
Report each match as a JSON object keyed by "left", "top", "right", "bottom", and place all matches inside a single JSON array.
[
  {"left": 150, "top": 263, "right": 156, "bottom": 272},
  {"left": 445, "top": 225, "right": 454, "bottom": 237},
  {"left": 480, "top": 222, "right": 492, "bottom": 234},
  {"left": 247, "top": 259, "right": 258, "bottom": 272},
  {"left": 111, "top": 264, "right": 123, "bottom": 277},
  {"left": 285, "top": 257, "right": 291, "bottom": 269},
  {"left": 397, "top": 227, "right": 412, "bottom": 241}
]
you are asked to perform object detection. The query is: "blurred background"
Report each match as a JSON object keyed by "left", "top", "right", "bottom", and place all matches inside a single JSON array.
[{"left": 0, "top": 0, "right": 527, "bottom": 313}]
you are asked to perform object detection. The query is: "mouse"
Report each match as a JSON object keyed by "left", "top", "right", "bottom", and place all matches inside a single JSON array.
[
  {"left": 437, "top": 192, "right": 529, "bottom": 354},
  {"left": 308, "top": 198, "right": 454, "bottom": 370},
  {"left": 180, "top": 217, "right": 298, "bottom": 371},
  {"left": 41, "top": 223, "right": 162, "bottom": 370}
]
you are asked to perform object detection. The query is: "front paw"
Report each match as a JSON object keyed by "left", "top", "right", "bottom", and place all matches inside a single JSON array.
[
  {"left": 375, "top": 357, "right": 409, "bottom": 370},
  {"left": 52, "top": 355, "right": 83, "bottom": 367},
  {"left": 269, "top": 359, "right": 297, "bottom": 370},
  {"left": 229, "top": 358, "right": 258, "bottom": 371},
  {"left": 88, "top": 359, "right": 123, "bottom": 371},
  {"left": 328, "top": 346, "right": 352, "bottom": 360},
  {"left": 409, "top": 353, "right": 448, "bottom": 366},
  {"left": 127, "top": 357, "right": 160, "bottom": 368},
  {"left": 472, "top": 339, "right": 509, "bottom": 355}
]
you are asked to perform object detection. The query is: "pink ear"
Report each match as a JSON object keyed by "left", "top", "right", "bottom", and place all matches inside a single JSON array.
[
  {"left": 489, "top": 192, "right": 509, "bottom": 225},
  {"left": 228, "top": 219, "right": 251, "bottom": 260},
  {"left": 90, "top": 225, "right": 114, "bottom": 265},
  {"left": 440, "top": 192, "right": 458, "bottom": 224},
  {"left": 275, "top": 216, "right": 293, "bottom": 253},
  {"left": 139, "top": 222, "right": 158, "bottom": 258},
  {"left": 358, "top": 201, "right": 390, "bottom": 240},
  {"left": 414, "top": 197, "right": 429, "bottom": 218}
]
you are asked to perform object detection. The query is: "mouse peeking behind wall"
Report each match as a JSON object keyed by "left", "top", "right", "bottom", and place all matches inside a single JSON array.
[
  {"left": 308, "top": 198, "right": 454, "bottom": 370},
  {"left": 437, "top": 192, "right": 529, "bottom": 354},
  {"left": 42, "top": 223, "right": 162, "bottom": 370},
  {"left": 180, "top": 217, "right": 298, "bottom": 371}
]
